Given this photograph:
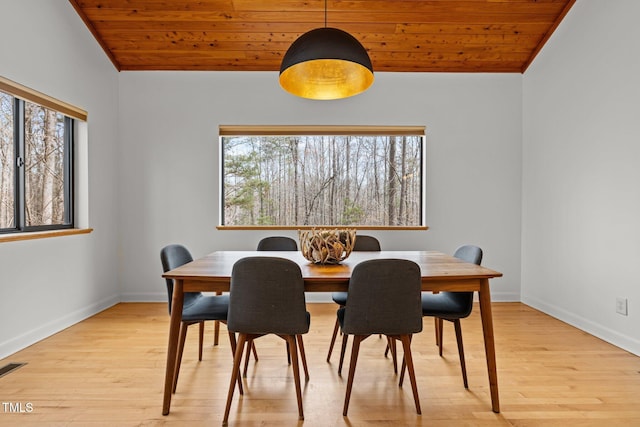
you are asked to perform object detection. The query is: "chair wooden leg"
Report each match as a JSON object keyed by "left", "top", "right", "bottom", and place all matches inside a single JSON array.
[
  {"left": 243, "top": 338, "right": 254, "bottom": 377},
  {"left": 251, "top": 342, "right": 258, "bottom": 361},
  {"left": 286, "top": 341, "right": 291, "bottom": 365},
  {"left": 297, "top": 334, "right": 310, "bottom": 381},
  {"left": 454, "top": 319, "right": 469, "bottom": 388},
  {"left": 388, "top": 337, "right": 398, "bottom": 374},
  {"left": 214, "top": 320, "right": 220, "bottom": 346},
  {"left": 227, "top": 332, "right": 243, "bottom": 395},
  {"left": 327, "top": 317, "right": 340, "bottom": 362},
  {"left": 223, "top": 333, "right": 247, "bottom": 426},
  {"left": 213, "top": 291, "right": 222, "bottom": 346},
  {"left": 434, "top": 317, "right": 439, "bottom": 345},
  {"left": 241, "top": 341, "right": 259, "bottom": 378},
  {"left": 400, "top": 334, "right": 421, "bottom": 414},
  {"left": 343, "top": 335, "right": 364, "bottom": 416},
  {"left": 398, "top": 334, "right": 415, "bottom": 387},
  {"left": 286, "top": 335, "right": 305, "bottom": 420},
  {"left": 172, "top": 322, "right": 189, "bottom": 393},
  {"left": 198, "top": 321, "right": 205, "bottom": 361},
  {"left": 338, "top": 331, "right": 349, "bottom": 375},
  {"left": 438, "top": 318, "right": 444, "bottom": 356}
]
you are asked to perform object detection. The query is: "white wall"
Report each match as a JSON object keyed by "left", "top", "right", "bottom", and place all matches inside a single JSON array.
[
  {"left": 3, "top": 0, "right": 637, "bottom": 362},
  {"left": 522, "top": 0, "right": 640, "bottom": 355},
  {"left": 0, "top": 1, "right": 120, "bottom": 358},
  {"left": 0, "top": 1, "right": 523, "bottom": 358},
  {"left": 117, "top": 71, "right": 523, "bottom": 303},
  {"left": 2, "top": 0, "right": 637, "bottom": 360}
]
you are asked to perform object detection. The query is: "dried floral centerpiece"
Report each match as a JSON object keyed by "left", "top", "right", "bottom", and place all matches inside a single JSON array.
[{"left": 298, "top": 228, "right": 356, "bottom": 264}]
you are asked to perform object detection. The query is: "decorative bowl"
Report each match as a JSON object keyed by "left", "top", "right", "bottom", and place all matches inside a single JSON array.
[{"left": 298, "top": 228, "right": 356, "bottom": 264}]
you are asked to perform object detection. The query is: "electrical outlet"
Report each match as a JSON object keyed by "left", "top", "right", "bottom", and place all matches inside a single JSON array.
[{"left": 616, "top": 297, "right": 628, "bottom": 316}]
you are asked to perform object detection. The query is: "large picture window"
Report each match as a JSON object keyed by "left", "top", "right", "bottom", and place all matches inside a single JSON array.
[
  {"left": 220, "top": 126, "right": 426, "bottom": 229},
  {"left": 0, "top": 77, "right": 83, "bottom": 234}
]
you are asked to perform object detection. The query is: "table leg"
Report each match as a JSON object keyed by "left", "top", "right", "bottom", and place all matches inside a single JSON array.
[
  {"left": 478, "top": 278, "right": 500, "bottom": 413},
  {"left": 162, "top": 279, "right": 184, "bottom": 415}
]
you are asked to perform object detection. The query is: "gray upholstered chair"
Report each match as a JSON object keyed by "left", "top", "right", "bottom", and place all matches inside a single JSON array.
[
  {"left": 338, "top": 258, "right": 423, "bottom": 416},
  {"left": 254, "top": 236, "right": 308, "bottom": 379},
  {"left": 256, "top": 236, "right": 298, "bottom": 251},
  {"left": 160, "top": 244, "right": 246, "bottom": 394},
  {"left": 327, "top": 235, "right": 381, "bottom": 363},
  {"left": 421, "top": 244, "right": 483, "bottom": 388},
  {"left": 222, "top": 256, "right": 310, "bottom": 425}
]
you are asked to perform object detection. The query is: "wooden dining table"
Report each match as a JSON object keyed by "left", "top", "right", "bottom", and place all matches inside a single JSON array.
[{"left": 161, "top": 250, "right": 503, "bottom": 415}]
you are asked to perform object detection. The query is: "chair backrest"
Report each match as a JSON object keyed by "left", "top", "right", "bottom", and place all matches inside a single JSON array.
[
  {"left": 453, "top": 245, "right": 483, "bottom": 265},
  {"left": 160, "top": 244, "right": 199, "bottom": 314},
  {"left": 257, "top": 236, "right": 298, "bottom": 251},
  {"left": 342, "top": 259, "right": 423, "bottom": 335},
  {"left": 449, "top": 245, "right": 483, "bottom": 316},
  {"left": 353, "top": 235, "right": 381, "bottom": 251},
  {"left": 228, "top": 256, "right": 309, "bottom": 335}
]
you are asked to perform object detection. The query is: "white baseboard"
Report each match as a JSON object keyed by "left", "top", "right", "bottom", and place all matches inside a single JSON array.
[
  {"left": 120, "top": 291, "right": 167, "bottom": 302},
  {"left": 487, "top": 290, "right": 520, "bottom": 302},
  {"left": 121, "top": 291, "right": 336, "bottom": 304},
  {"left": 121, "top": 287, "right": 520, "bottom": 304},
  {"left": 306, "top": 290, "right": 521, "bottom": 304},
  {"left": 522, "top": 294, "right": 640, "bottom": 356},
  {"left": 0, "top": 294, "right": 119, "bottom": 360}
]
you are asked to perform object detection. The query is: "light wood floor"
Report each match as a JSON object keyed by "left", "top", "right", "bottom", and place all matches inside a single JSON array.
[{"left": 1, "top": 303, "right": 639, "bottom": 426}]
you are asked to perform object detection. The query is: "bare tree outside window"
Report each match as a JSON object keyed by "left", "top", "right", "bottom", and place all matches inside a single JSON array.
[
  {"left": 0, "top": 92, "right": 15, "bottom": 228},
  {"left": 0, "top": 88, "right": 73, "bottom": 233},
  {"left": 222, "top": 131, "right": 424, "bottom": 227},
  {"left": 24, "top": 102, "right": 66, "bottom": 226}
]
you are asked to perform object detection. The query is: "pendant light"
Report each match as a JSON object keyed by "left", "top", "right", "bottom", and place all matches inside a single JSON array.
[{"left": 279, "top": 0, "right": 374, "bottom": 100}]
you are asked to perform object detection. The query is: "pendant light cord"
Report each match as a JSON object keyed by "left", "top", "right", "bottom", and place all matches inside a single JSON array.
[{"left": 324, "top": 0, "right": 327, "bottom": 27}]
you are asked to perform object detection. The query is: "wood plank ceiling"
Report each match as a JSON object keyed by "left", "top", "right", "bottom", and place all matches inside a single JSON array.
[{"left": 69, "top": 0, "right": 575, "bottom": 73}]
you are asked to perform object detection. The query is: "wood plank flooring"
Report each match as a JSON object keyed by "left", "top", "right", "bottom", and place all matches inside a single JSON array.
[{"left": 1, "top": 302, "right": 639, "bottom": 426}]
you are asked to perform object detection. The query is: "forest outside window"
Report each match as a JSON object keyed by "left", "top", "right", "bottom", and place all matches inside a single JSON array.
[
  {"left": 0, "top": 81, "right": 79, "bottom": 234},
  {"left": 220, "top": 125, "right": 426, "bottom": 229}
]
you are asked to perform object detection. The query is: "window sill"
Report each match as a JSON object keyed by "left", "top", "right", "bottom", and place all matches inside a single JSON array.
[
  {"left": 216, "top": 225, "right": 428, "bottom": 231},
  {"left": 0, "top": 228, "right": 93, "bottom": 243}
]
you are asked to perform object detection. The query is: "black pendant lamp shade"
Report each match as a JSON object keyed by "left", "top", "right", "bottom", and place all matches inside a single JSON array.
[{"left": 279, "top": 27, "right": 374, "bottom": 100}]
